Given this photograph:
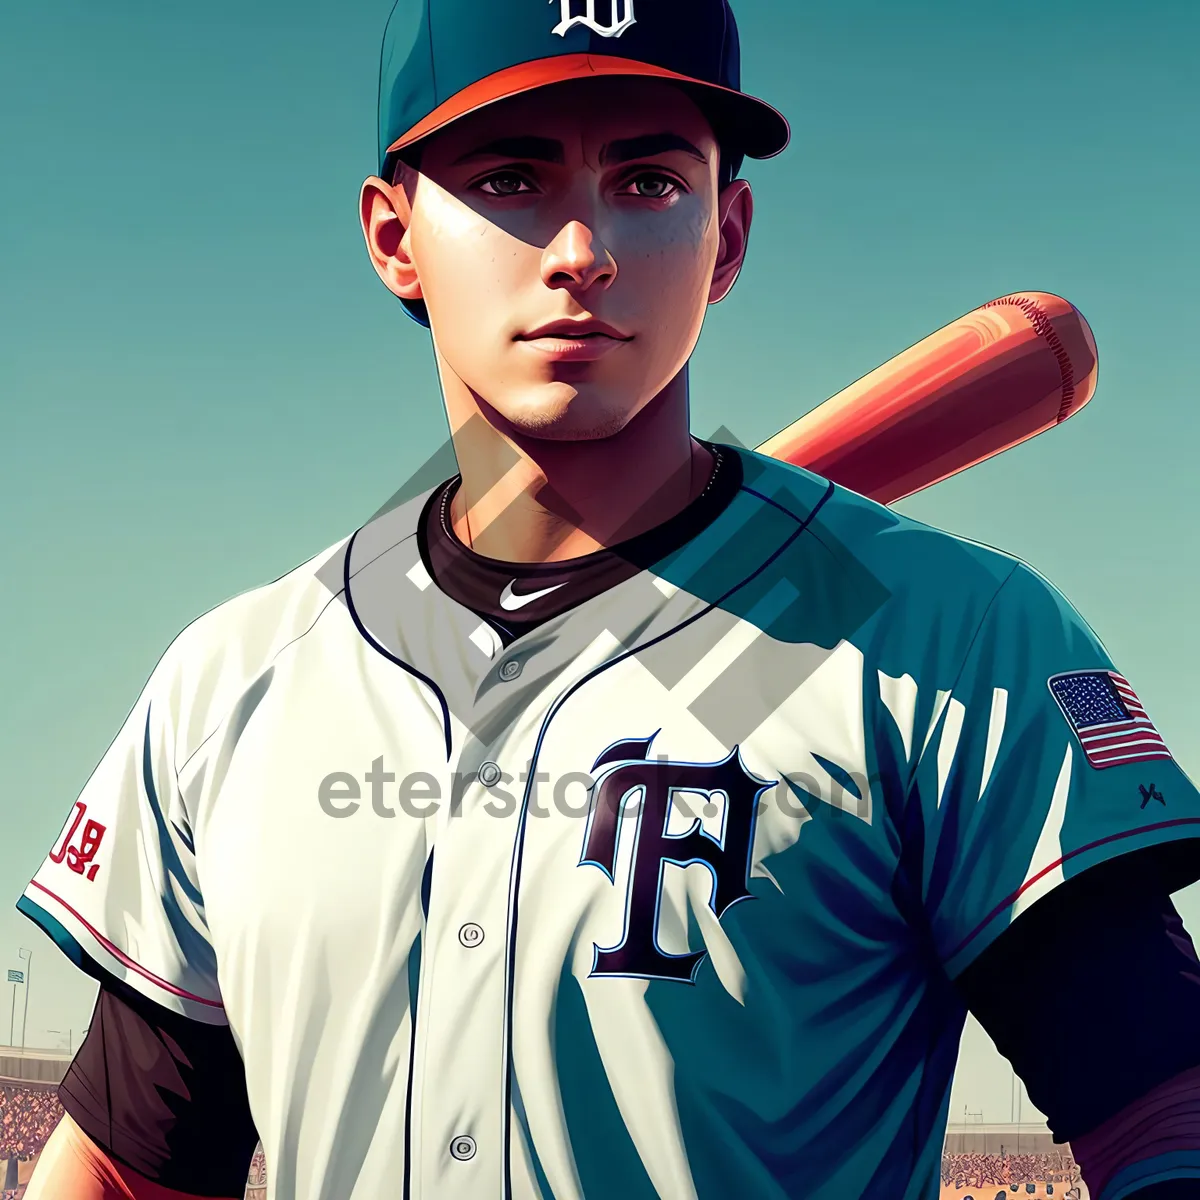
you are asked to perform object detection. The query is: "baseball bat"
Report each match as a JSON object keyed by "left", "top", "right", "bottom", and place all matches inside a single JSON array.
[{"left": 753, "top": 292, "right": 1099, "bottom": 505}]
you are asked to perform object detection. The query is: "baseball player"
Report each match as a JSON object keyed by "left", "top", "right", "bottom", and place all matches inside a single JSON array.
[{"left": 18, "top": 1, "right": 1200, "bottom": 1198}]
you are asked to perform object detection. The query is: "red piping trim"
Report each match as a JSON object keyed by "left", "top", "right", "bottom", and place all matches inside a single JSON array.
[
  {"left": 28, "top": 879, "right": 224, "bottom": 1008},
  {"left": 946, "top": 817, "right": 1200, "bottom": 963}
]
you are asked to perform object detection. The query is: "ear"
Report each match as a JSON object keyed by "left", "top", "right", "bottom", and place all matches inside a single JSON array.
[
  {"left": 359, "top": 175, "right": 424, "bottom": 303},
  {"left": 708, "top": 178, "right": 754, "bottom": 305}
]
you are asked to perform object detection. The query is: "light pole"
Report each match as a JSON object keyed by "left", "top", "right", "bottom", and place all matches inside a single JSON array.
[
  {"left": 1016, "top": 1074, "right": 1023, "bottom": 1154},
  {"left": 48, "top": 1028, "right": 72, "bottom": 1053},
  {"left": 18, "top": 948, "right": 32, "bottom": 1050}
]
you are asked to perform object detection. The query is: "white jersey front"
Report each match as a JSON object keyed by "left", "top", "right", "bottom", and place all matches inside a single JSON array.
[{"left": 22, "top": 450, "right": 1200, "bottom": 1199}]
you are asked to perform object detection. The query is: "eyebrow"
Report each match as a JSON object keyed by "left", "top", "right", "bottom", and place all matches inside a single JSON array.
[
  {"left": 450, "top": 132, "right": 708, "bottom": 167},
  {"left": 452, "top": 136, "right": 564, "bottom": 165},
  {"left": 600, "top": 133, "right": 707, "bottom": 166}
]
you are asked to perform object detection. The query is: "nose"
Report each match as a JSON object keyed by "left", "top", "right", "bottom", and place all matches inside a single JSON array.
[{"left": 540, "top": 220, "right": 617, "bottom": 295}]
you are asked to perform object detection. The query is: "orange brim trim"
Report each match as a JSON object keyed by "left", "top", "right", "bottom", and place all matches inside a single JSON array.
[{"left": 385, "top": 53, "right": 786, "bottom": 156}]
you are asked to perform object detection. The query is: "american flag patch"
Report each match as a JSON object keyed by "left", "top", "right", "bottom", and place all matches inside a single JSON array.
[{"left": 1047, "top": 670, "right": 1173, "bottom": 770}]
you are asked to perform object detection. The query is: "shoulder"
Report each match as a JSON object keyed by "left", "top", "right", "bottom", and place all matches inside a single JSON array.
[
  {"left": 148, "top": 490, "right": 434, "bottom": 765},
  {"left": 728, "top": 448, "right": 1076, "bottom": 667}
]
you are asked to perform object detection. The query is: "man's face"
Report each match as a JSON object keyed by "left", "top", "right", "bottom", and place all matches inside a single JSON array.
[{"left": 365, "top": 77, "right": 751, "bottom": 441}]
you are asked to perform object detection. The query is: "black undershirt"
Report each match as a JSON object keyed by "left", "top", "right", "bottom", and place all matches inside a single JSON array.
[
  {"left": 956, "top": 841, "right": 1200, "bottom": 1143},
  {"left": 54, "top": 451, "right": 1200, "bottom": 1196},
  {"left": 419, "top": 440, "right": 742, "bottom": 647},
  {"left": 59, "top": 965, "right": 258, "bottom": 1197}
]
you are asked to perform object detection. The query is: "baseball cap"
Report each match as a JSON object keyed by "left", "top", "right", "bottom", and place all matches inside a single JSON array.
[{"left": 376, "top": 0, "right": 790, "bottom": 327}]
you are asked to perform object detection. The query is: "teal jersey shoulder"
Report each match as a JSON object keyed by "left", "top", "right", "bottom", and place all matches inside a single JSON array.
[{"left": 723, "top": 447, "right": 1200, "bottom": 975}]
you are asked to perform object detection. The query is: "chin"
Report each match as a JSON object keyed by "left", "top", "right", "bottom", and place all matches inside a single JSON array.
[{"left": 491, "top": 384, "right": 643, "bottom": 443}]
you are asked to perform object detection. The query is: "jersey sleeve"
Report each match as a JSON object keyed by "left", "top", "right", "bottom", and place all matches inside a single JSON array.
[
  {"left": 911, "top": 560, "right": 1200, "bottom": 979},
  {"left": 16, "top": 638, "right": 226, "bottom": 1024}
]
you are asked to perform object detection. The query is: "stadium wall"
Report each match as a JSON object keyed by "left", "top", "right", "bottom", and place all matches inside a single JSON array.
[
  {"left": 944, "top": 1123, "right": 1063, "bottom": 1154},
  {"left": 0, "top": 1046, "right": 72, "bottom": 1086}
]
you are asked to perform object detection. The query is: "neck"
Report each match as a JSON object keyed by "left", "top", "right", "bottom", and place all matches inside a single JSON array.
[{"left": 439, "top": 366, "right": 711, "bottom": 564}]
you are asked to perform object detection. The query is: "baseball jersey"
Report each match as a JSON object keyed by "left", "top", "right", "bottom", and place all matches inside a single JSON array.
[{"left": 19, "top": 447, "right": 1200, "bottom": 1200}]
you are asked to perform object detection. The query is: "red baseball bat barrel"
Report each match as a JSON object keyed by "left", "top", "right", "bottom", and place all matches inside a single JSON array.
[{"left": 754, "top": 292, "right": 1099, "bottom": 505}]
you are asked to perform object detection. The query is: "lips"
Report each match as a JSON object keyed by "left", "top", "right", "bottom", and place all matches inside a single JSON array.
[
  {"left": 514, "top": 318, "right": 634, "bottom": 363},
  {"left": 516, "top": 319, "right": 632, "bottom": 342}
]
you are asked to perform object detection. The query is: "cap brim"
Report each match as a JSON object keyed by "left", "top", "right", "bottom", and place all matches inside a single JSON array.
[{"left": 384, "top": 53, "right": 790, "bottom": 165}]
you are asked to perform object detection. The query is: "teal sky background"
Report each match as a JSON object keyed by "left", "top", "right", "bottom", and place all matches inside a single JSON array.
[{"left": 2, "top": 0, "right": 1197, "bottom": 1126}]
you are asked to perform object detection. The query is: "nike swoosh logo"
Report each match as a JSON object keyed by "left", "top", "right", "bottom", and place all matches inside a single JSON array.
[{"left": 498, "top": 580, "right": 568, "bottom": 611}]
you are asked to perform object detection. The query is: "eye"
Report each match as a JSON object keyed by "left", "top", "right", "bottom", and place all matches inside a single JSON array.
[
  {"left": 618, "top": 172, "right": 683, "bottom": 200},
  {"left": 476, "top": 170, "right": 536, "bottom": 197}
]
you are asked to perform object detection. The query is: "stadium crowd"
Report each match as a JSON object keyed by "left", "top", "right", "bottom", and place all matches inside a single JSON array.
[
  {"left": 0, "top": 1084, "right": 62, "bottom": 1162},
  {"left": 246, "top": 1144, "right": 268, "bottom": 1198},
  {"left": 1, "top": 1082, "right": 63, "bottom": 1197},
  {"left": 942, "top": 1151, "right": 1083, "bottom": 1196}
]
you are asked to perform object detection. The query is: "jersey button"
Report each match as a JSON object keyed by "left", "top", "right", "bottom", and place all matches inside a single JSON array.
[
  {"left": 458, "top": 923, "right": 484, "bottom": 948},
  {"left": 449, "top": 1134, "right": 476, "bottom": 1161},
  {"left": 499, "top": 658, "right": 522, "bottom": 681},
  {"left": 477, "top": 761, "right": 502, "bottom": 787}
]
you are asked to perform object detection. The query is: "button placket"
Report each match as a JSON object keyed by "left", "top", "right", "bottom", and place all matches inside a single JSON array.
[{"left": 411, "top": 728, "right": 525, "bottom": 1196}]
